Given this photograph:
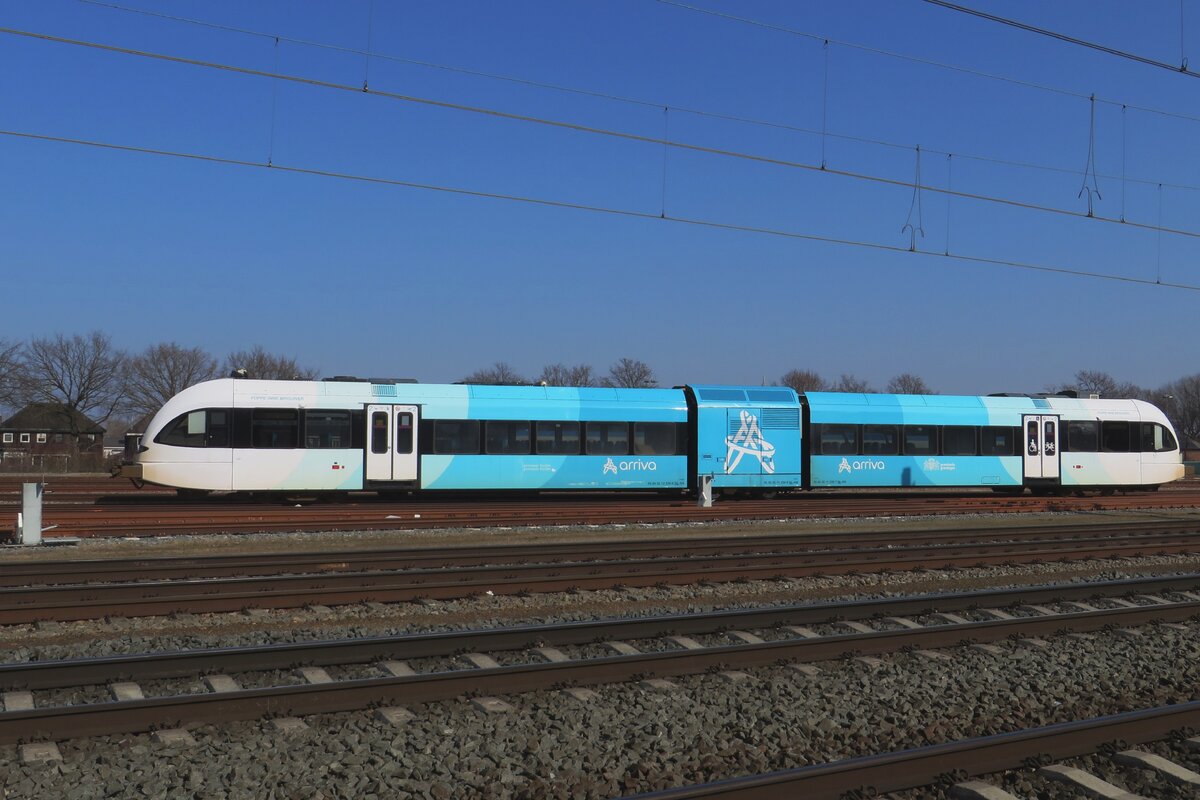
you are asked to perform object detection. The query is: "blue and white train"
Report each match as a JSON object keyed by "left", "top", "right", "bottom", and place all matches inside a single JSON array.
[{"left": 117, "top": 377, "right": 1185, "bottom": 496}]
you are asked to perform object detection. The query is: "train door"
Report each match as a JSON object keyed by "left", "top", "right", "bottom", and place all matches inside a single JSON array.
[
  {"left": 1022, "top": 414, "right": 1060, "bottom": 482},
  {"left": 365, "top": 405, "right": 419, "bottom": 482}
]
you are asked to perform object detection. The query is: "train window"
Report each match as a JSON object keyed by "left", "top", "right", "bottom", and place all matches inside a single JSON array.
[
  {"left": 536, "top": 421, "right": 580, "bottom": 455},
  {"left": 1065, "top": 421, "right": 1099, "bottom": 452},
  {"left": 306, "top": 410, "right": 352, "bottom": 449},
  {"left": 207, "top": 410, "right": 230, "bottom": 448},
  {"left": 396, "top": 413, "right": 414, "bottom": 454},
  {"left": 980, "top": 426, "right": 1014, "bottom": 456},
  {"left": 155, "top": 410, "right": 208, "bottom": 448},
  {"left": 942, "top": 426, "right": 976, "bottom": 455},
  {"left": 634, "top": 422, "right": 677, "bottom": 455},
  {"left": 1140, "top": 422, "right": 1178, "bottom": 452},
  {"left": 252, "top": 409, "right": 299, "bottom": 448},
  {"left": 819, "top": 424, "right": 859, "bottom": 455},
  {"left": 1101, "top": 421, "right": 1131, "bottom": 452},
  {"left": 903, "top": 425, "right": 937, "bottom": 456},
  {"left": 370, "top": 412, "right": 388, "bottom": 454},
  {"left": 434, "top": 420, "right": 480, "bottom": 454},
  {"left": 586, "top": 422, "right": 630, "bottom": 455},
  {"left": 486, "top": 421, "right": 531, "bottom": 455},
  {"left": 862, "top": 425, "right": 898, "bottom": 455}
]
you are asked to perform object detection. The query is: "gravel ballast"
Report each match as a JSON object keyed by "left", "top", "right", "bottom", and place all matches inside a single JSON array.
[
  {"left": 6, "top": 511, "right": 1200, "bottom": 798},
  {"left": 3, "top": 618, "right": 1200, "bottom": 797}
]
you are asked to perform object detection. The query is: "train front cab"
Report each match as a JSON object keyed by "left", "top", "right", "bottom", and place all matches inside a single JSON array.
[
  {"left": 683, "top": 385, "right": 803, "bottom": 495},
  {"left": 1052, "top": 398, "right": 1184, "bottom": 491}
]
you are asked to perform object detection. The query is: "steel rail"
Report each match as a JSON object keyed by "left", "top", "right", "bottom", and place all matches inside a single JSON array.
[
  {"left": 9, "top": 487, "right": 1200, "bottom": 538},
  {"left": 1, "top": 600, "right": 1197, "bottom": 745},
  {"left": 3, "top": 572, "right": 1198, "bottom": 692},
  {"left": 8, "top": 519, "right": 1200, "bottom": 586},
  {"left": 3, "top": 534, "right": 1199, "bottom": 623},
  {"left": 625, "top": 701, "right": 1200, "bottom": 798}
]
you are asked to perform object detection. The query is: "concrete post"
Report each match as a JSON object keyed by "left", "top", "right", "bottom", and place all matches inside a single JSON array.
[
  {"left": 19, "top": 483, "right": 43, "bottom": 545},
  {"left": 697, "top": 474, "right": 713, "bottom": 508}
]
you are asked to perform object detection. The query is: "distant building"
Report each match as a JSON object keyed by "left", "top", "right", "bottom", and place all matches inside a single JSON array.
[{"left": 0, "top": 403, "right": 106, "bottom": 471}]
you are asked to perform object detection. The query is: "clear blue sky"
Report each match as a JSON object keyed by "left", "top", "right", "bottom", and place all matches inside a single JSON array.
[{"left": 2, "top": 0, "right": 1198, "bottom": 394}]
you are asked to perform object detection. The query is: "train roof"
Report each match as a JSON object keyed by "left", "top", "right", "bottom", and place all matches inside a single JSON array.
[
  {"left": 802, "top": 391, "right": 1164, "bottom": 426},
  {"left": 803, "top": 392, "right": 1142, "bottom": 411}
]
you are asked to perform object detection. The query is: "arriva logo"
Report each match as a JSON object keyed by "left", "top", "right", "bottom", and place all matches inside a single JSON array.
[
  {"left": 839, "top": 457, "right": 886, "bottom": 473},
  {"left": 603, "top": 458, "right": 657, "bottom": 475},
  {"left": 725, "top": 411, "right": 776, "bottom": 474}
]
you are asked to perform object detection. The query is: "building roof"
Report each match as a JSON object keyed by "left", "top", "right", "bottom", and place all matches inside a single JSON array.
[{"left": 0, "top": 403, "right": 105, "bottom": 435}]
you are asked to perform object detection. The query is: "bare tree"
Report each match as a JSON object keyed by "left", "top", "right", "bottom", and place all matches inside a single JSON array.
[
  {"left": 603, "top": 357, "right": 657, "bottom": 388},
  {"left": 886, "top": 373, "right": 932, "bottom": 394},
  {"left": 780, "top": 369, "right": 826, "bottom": 394},
  {"left": 0, "top": 337, "right": 22, "bottom": 413},
  {"left": 126, "top": 342, "right": 220, "bottom": 417},
  {"left": 19, "top": 331, "right": 128, "bottom": 424},
  {"left": 1073, "top": 370, "right": 1118, "bottom": 397},
  {"left": 537, "top": 363, "right": 596, "bottom": 387},
  {"left": 1160, "top": 374, "right": 1200, "bottom": 445},
  {"left": 1056, "top": 371, "right": 1144, "bottom": 399},
  {"left": 225, "top": 345, "right": 318, "bottom": 380},
  {"left": 462, "top": 362, "right": 525, "bottom": 385},
  {"left": 830, "top": 374, "right": 872, "bottom": 393}
]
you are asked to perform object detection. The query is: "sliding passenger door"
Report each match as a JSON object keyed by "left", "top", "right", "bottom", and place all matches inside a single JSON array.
[
  {"left": 365, "top": 404, "right": 419, "bottom": 482},
  {"left": 1022, "top": 414, "right": 1060, "bottom": 481}
]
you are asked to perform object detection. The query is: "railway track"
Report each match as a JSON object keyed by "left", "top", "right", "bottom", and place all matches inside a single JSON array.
[
  {"left": 3, "top": 574, "right": 1199, "bottom": 747},
  {"left": 625, "top": 703, "right": 1200, "bottom": 798},
  {"left": 6, "top": 525, "right": 1200, "bottom": 623},
  {"left": 1, "top": 477, "right": 1199, "bottom": 538},
  {"left": 7, "top": 518, "right": 1200, "bottom": 586}
]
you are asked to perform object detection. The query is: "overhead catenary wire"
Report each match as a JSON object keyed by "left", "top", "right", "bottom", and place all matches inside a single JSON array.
[
  {"left": 922, "top": 0, "right": 1199, "bottom": 77},
  {"left": 3, "top": 126, "right": 1195, "bottom": 292},
  {"left": 656, "top": 0, "right": 1200, "bottom": 120},
  {"left": 76, "top": 0, "right": 1200, "bottom": 194},
  {"left": 6, "top": 24, "right": 1200, "bottom": 245}
]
